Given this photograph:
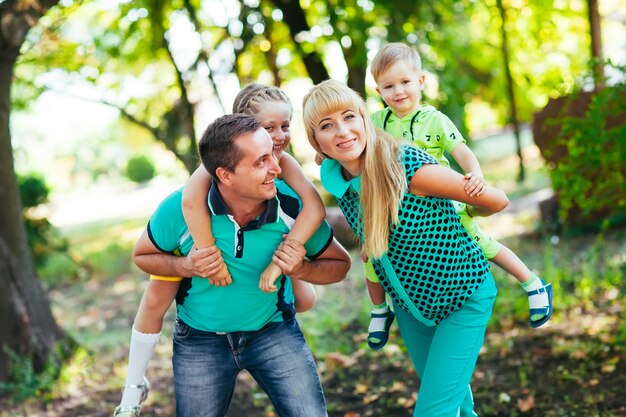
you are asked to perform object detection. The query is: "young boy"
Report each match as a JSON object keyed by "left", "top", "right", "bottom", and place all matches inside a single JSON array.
[{"left": 363, "top": 42, "right": 553, "bottom": 349}]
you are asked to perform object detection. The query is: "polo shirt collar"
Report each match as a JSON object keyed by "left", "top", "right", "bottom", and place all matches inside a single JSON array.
[
  {"left": 320, "top": 159, "right": 361, "bottom": 198},
  {"left": 208, "top": 181, "right": 279, "bottom": 227}
]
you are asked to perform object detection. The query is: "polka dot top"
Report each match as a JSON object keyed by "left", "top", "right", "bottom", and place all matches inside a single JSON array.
[{"left": 321, "top": 146, "right": 491, "bottom": 326}]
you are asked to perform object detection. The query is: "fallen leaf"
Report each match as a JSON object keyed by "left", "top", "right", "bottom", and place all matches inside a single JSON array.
[
  {"left": 354, "top": 383, "right": 368, "bottom": 394},
  {"left": 363, "top": 393, "right": 380, "bottom": 404},
  {"left": 517, "top": 395, "right": 536, "bottom": 412},
  {"left": 324, "top": 352, "right": 357, "bottom": 371},
  {"left": 397, "top": 392, "right": 417, "bottom": 408},
  {"left": 389, "top": 381, "right": 407, "bottom": 392},
  {"left": 601, "top": 363, "right": 616, "bottom": 373}
]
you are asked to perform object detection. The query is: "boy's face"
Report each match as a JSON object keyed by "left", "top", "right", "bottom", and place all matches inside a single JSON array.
[{"left": 375, "top": 60, "right": 425, "bottom": 119}]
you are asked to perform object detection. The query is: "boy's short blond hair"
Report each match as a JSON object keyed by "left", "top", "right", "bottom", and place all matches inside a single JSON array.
[{"left": 370, "top": 43, "right": 422, "bottom": 81}]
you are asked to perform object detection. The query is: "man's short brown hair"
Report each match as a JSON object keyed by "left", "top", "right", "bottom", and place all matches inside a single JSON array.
[{"left": 198, "top": 114, "right": 260, "bottom": 181}]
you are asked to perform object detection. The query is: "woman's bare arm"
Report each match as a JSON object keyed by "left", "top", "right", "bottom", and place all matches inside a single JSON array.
[{"left": 409, "top": 163, "right": 509, "bottom": 216}]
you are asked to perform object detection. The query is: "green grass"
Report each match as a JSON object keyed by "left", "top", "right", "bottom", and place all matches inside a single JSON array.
[{"left": 487, "top": 227, "right": 626, "bottom": 328}]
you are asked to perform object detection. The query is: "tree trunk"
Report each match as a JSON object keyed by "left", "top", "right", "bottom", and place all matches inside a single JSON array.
[
  {"left": 0, "top": 0, "right": 71, "bottom": 382},
  {"left": 269, "top": 0, "right": 330, "bottom": 84},
  {"left": 587, "top": 0, "right": 604, "bottom": 88},
  {"left": 346, "top": 58, "right": 366, "bottom": 99},
  {"left": 496, "top": 0, "right": 524, "bottom": 182}
]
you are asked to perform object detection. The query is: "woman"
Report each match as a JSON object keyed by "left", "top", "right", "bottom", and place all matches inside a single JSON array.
[{"left": 303, "top": 80, "right": 509, "bottom": 417}]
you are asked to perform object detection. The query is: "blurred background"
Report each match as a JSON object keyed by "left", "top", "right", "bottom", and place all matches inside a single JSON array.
[{"left": 1, "top": 0, "right": 625, "bottom": 416}]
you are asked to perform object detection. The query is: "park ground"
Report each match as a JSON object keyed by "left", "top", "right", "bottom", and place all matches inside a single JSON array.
[{"left": 1, "top": 145, "right": 625, "bottom": 417}]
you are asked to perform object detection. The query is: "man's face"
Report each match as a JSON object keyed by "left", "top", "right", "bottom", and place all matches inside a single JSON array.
[
  {"left": 229, "top": 128, "right": 282, "bottom": 203},
  {"left": 375, "top": 60, "right": 425, "bottom": 119}
]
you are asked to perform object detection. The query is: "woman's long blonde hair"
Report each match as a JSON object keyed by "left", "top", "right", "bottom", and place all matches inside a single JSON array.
[{"left": 303, "top": 80, "right": 406, "bottom": 258}]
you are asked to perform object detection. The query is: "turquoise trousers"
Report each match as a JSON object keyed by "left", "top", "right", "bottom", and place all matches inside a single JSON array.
[{"left": 394, "top": 273, "right": 497, "bottom": 417}]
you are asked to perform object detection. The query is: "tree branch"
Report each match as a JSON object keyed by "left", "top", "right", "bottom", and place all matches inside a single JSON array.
[{"left": 44, "top": 87, "right": 161, "bottom": 138}]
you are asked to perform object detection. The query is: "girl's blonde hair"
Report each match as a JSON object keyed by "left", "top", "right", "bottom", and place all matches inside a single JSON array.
[
  {"left": 370, "top": 42, "right": 422, "bottom": 82},
  {"left": 302, "top": 80, "right": 406, "bottom": 258},
  {"left": 232, "top": 83, "right": 292, "bottom": 116}
]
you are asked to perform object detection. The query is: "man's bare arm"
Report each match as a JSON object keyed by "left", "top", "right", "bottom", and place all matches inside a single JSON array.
[{"left": 133, "top": 229, "right": 224, "bottom": 278}]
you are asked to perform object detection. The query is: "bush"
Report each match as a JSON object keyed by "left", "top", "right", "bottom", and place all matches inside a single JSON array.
[
  {"left": 18, "top": 173, "right": 49, "bottom": 208},
  {"left": 125, "top": 155, "right": 156, "bottom": 183},
  {"left": 543, "top": 64, "right": 626, "bottom": 225},
  {"left": 18, "top": 173, "right": 70, "bottom": 269}
]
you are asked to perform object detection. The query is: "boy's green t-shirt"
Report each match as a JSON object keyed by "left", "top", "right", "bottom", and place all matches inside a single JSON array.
[{"left": 371, "top": 105, "right": 465, "bottom": 168}]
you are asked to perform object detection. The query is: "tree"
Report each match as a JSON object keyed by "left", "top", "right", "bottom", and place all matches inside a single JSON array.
[
  {"left": 15, "top": 0, "right": 597, "bottom": 181},
  {"left": 0, "top": 0, "right": 72, "bottom": 382},
  {"left": 496, "top": 0, "right": 524, "bottom": 181},
  {"left": 268, "top": 0, "right": 330, "bottom": 84},
  {"left": 586, "top": 0, "right": 604, "bottom": 88},
  {"left": 19, "top": 1, "right": 223, "bottom": 174}
]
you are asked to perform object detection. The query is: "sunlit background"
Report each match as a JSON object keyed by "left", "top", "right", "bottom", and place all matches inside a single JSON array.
[{"left": 2, "top": 0, "right": 626, "bottom": 415}]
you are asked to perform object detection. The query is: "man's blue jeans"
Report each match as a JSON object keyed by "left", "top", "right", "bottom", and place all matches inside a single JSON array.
[{"left": 172, "top": 317, "right": 328, "bottom": 417}]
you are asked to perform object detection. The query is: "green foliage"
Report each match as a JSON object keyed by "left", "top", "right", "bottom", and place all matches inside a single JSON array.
[
  {"left": 22, "top": 216, "right": 69, "bottom": 269},
  {"left": 0, "top": 347, "right": 58, "bottom": 403},
  {"left": 18, "top": 174, "right": 72, "bottom": 274},
  {"left": 486, "top": 224, "right": 626, "bottom": 338},
  {"left": 86, "top": 241, "right": 133, "bottom": 279},
  {"left": 547, "top": 64, "right": 626, "bottom": 222},
  {"left": 12, "top": 0, "right": 600, "bottom": 180},
  {"left": 0, "top": 334, "right": 79, "bottom": 405},
  {"left": 37, "top": 252, "right": 83, "bottom": 288},
  {"left": 18, "top": 173, "right": 49, "bottom": 208},
  {"left": 125, "top": 155, "right": 156, "bottom": 183},
  {"left": 619, "top": 314, "right": 626, "bottom": 346}
]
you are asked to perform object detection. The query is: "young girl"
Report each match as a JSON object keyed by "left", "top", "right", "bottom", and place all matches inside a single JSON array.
[
  {"left": 182, "top": 83, "right": 325, "bottom": 295},
  {"left": 113, "top": 84, "right": 326, "bottom": 417},
  {"left": 303, "top": 80, "right": 509, "bottom": 416}
]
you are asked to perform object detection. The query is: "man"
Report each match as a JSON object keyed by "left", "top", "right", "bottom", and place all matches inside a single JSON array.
[{"left": 133, "top": 113, "right": 351, "bottom": 417}]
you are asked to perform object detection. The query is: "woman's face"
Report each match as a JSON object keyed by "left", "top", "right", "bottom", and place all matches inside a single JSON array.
[
  {"left": 254, "top": 101, "right": 292, "bottom": 160},
  {"left": 313, "top": 107, "right": 366, "bottom": 166}
]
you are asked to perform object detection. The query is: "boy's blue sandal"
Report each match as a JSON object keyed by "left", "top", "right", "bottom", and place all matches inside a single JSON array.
[
  {"left": 367, "top": 309, "right": 395, "bottom": 350},
  {"left": 528, "top": 280, "right": 553, "bottom": 328}
]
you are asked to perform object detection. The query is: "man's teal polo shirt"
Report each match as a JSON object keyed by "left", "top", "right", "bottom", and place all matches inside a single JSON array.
[{"left": 146, "top": 179, "right": 333, "bottom": 333}]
